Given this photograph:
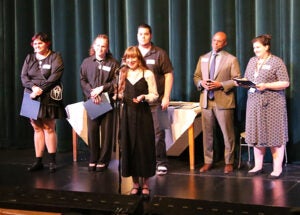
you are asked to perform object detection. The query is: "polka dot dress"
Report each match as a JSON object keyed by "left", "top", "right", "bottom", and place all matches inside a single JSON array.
[{"left": 244, "top": 55, "right": 289, "bottom": 147}]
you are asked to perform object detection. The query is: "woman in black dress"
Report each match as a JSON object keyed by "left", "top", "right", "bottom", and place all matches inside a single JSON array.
[
  {"left": 21, "top": 32, "right": 66, "bottom": 173},
  {"left": 117, "top": 46, "right": 158, "bottom": 197}
]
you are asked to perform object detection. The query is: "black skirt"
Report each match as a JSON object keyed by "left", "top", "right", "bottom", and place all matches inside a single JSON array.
[{"left": 37, "top": 91, "right": 66, "bottom": 119}]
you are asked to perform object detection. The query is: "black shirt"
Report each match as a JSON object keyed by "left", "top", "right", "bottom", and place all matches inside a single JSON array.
[
  {"left": 80, "top": 55, "right": 119, "bottom": 100},
  {"left": 141, "top": 44, "right": 173, "bottom": 101}
]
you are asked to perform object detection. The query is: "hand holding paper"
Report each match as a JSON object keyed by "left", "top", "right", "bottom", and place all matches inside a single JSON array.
[
  {"left": 20, "top": 92, "right": 41, "bottom": 120},
  {"left": 83, "top": 92, "right": 112, "bottom": 120}
]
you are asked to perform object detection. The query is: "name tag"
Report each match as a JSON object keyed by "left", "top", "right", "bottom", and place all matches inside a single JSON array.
[
  {"left": 249, "top": 88, "right": 256, "bottom": 93},
  {"left": 201, "top": 58, "right": 209, "bottom": 62},
  {"left": 146, "top": 59, "right": 155, "bottom": 65},
  {"left": 262, "top": 65, "right": 271, "bottom": 70},
  {"left": 42, "top": 64, "right": 51, "bottom": 69},
  {"left": 102, "top": 66, "right": 111, "bottom": 72}
]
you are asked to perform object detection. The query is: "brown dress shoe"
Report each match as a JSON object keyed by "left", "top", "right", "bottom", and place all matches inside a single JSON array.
[
  {"left": 224, "top": 164, "right": 233, "bottom": 174},
  {"left": 199, "top": 164, "right": 213, "bottom": 173}
]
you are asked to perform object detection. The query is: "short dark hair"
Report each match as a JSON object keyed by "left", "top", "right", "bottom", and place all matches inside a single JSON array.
[
  {"left": 31, "top": 32, "right": 51, "bottom": 47},
  {"left": 137, "top": 23, "right": 152, "bottom": 34},
  {"left": 252, "top": 34, "right": 272, "bottom": 51}
]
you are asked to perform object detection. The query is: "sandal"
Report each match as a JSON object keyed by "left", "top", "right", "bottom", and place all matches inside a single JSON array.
[
  {"left": 141, "top": 187, "right": 150, "bottom": 200},
  {"left": 130, "top": 187, "right": 140, "bottom": 195}
]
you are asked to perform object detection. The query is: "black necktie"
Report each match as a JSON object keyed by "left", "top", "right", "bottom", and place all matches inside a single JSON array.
[
  {"left": 208, "top": 53, "right": 217, "bottom": 100},
  {"left": 95, "top": 59, "right": 104, "bottom": 83}
]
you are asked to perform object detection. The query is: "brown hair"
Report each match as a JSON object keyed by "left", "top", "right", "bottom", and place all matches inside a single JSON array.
[
  {"left": 122, "top": 46, "right": 148, "bottom": 70},
  {"left": 252, "top": 34, "right": 272, "bottom": 52},
  {"left": 116, "top": 46, "right": 148, "bottom": 98}
]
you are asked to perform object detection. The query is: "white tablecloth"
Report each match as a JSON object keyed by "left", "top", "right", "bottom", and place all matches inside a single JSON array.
[
  {"left": 165, "top": 102, "right": 201, "bottom": 156},
  {"left": 65, "top": 102, "right": 88, "bottom": 144},
  {"left": 65, "top": 101, "right": 201, "bottom": 156}
]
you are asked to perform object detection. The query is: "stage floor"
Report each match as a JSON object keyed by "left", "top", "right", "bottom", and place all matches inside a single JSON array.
[{"left": 0, "top": 147, "right": 299, "bottom": 214}]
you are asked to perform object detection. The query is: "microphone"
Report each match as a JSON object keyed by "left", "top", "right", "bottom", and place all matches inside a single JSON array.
[
  {"left": 117, "top": 62, "right": 128, "bottom": 70},
  {"left": 115, "top": 62, "right": 128, "bottom": 75}
]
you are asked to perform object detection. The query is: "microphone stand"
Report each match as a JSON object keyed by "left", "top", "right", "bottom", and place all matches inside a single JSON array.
[{"left": 113, "top": 66, "right": 122, "bottom": 194}]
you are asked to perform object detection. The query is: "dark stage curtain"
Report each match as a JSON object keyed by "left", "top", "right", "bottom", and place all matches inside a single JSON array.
[{"left": 1, "top": 0, "right": 300, "bottom": 161}]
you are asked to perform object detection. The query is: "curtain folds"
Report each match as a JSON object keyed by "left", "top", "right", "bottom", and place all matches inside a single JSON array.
[{"left": 1, "top": 0, "right": 300, "bottom": 160}]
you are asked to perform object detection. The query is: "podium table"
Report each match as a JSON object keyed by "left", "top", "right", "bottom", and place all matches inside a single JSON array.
[
  {"left": 66, "top": 101, "right": 201, "bottom": 170},
  {"left": 165, "top": 102, "right": 202, "bottom": 170}
]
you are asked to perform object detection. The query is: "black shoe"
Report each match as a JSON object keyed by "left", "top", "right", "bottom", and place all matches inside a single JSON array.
[
  {"left": 49, "top": 162, "right": 56, "bottom": 173},
  {"left": 247, "top": 169, "right": 263, "bottom": 176},
  {"left": 268, "top": 172, "right": 282, "bottom": 179},
  {"left": 96, "top": 163, "right": 107, "bottom": 172},
  {"left": 88, "top": 163, "right": 96, "bottom": 172},
  {"left": 28, "top": 162, "right": 44, "bottom": 172}
]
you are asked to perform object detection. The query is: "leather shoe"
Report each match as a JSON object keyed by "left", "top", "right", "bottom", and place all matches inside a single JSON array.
[
  {"left": 268, "top": 172, "right": 282, "bottom": 179},
  {"left": 96, "top": 163, "right": 107, "bottom": 172},
  {"left": 27, "top": 162, "right": 43, "bottom": 172},
  {"left": 224, "top": 164, "right": 233, "bottom": 174},
  {"left": 199, "top": 164, "right": 213, "bottom": 173},
  {"left": 247, "top": 169, "right": 263, "bottom": 176},
  {"left": 49, "top": 162, "right": 56, "bottom": 173},
  {"left": 88, "top": 163, "right": 96, "bottom": 172}
]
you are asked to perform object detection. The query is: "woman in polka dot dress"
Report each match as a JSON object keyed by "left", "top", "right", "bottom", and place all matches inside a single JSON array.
[{"left": 240, "top": 34, "right": 289, "bottom": 179}]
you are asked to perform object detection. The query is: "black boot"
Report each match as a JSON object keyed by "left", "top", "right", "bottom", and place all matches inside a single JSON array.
[
  {"left": 49, "top": 162, "right": 56, "bottom": 173},
  {"left": 28, "top": 157, "right": 43, "bottom": 172},
  {"left": 48, "top": 153, "right": 56, "bottom": 173}
]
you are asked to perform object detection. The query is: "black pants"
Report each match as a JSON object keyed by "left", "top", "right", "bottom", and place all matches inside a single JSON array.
[{"left": 87, "top": 109, "right": 114, "bottom": 165}]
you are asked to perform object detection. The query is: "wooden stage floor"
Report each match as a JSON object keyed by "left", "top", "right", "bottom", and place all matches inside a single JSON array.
[{"left": 0, "top": 148, "right": 299, "bottom": 214}]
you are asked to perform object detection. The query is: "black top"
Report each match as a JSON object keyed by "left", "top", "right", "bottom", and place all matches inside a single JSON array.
[
  {"left": 21, "top": 51, "right": 64, "bottom": 93},
  {"left": 20, "top": 51, "right": 66, "bottom": 119},
  {"left": 80, "top": 55, "right": 119, "bottom": 100},
  {"left": 139, "top": 44, "right": 173, "bottom": 102}
]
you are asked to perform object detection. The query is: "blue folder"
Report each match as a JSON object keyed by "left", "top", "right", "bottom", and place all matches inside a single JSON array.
[
  {"left": 83, "top": 93, "right": 113, "bottom": 120},
  {"left": 20, "top": 92, "right": 41, "bottom": 120}
]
